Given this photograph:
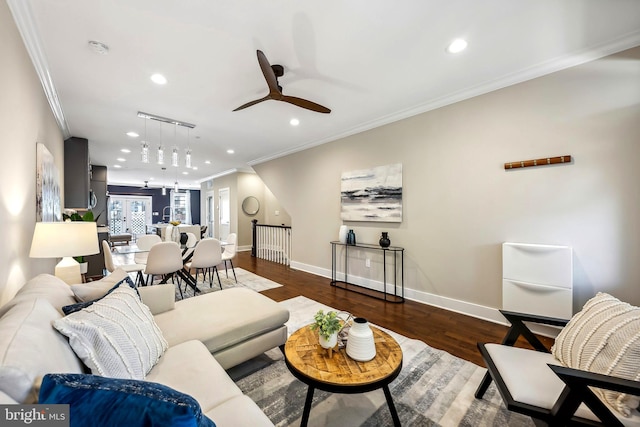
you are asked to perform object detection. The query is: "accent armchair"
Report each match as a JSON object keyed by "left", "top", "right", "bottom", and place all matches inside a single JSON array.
[{"left": 475, "top": 294, "right": 640, "bottom": 426}]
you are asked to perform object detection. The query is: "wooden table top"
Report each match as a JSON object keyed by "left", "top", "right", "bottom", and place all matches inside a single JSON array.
[{"left": 284, "top": 324, "right": 403, "bottom": 390}]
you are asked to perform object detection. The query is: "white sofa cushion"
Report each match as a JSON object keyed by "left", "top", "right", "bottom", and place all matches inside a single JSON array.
[
  {"left": 0, "top": 274, "right": 76, "bottom": 317},
  {"left": 145, "top": 340, "right": 243, "bottom": 414},
  {"left": 70, "top": 268, "right": 128, "bottom": 302},
  {"left": 53, "top": 283, "right": 168, "bottom": 379},
  {"left": 205, "top": 395, "right": 274, "bottom": 427},
  {"left": 153, "top": 288, "right": 289, "bottom": 353},
  {"left": 0, "top": 391, "right": 17, "bottom": 404},
  {"left": 551, "top": 292, "right": 640, "bottom": 417},
  {"left": 137, "top": 283, "right": 175, "bottom": 315},
  {"left": 0, "top": 298, "right": 83, "bottom": 403}
]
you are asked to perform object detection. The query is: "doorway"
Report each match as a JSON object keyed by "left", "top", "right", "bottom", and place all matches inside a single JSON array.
[
  {"left": 108, "top": 195, "right": 152, "bottom": 238},
  {"left": 218, "top": 187, "right": 230, "bottom": 240},
  {"left": 206, "top": 193, "right": 214, "bottom": 238}
]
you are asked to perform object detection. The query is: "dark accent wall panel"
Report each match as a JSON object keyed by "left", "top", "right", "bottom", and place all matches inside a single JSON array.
[
  {"left": 64, "top": 137, "right": 90, "bottom": 209},
  {"left": 107, "top": 185, "right": 200, "bottom": 225}
]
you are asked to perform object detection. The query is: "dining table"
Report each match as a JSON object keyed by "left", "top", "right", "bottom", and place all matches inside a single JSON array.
[{"left": 112, "top": 240, "right": 227, "bottom": 294}]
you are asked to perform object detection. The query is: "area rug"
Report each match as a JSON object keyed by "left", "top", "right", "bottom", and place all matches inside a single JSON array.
[
  {"left": 174, "top": 267, "right": 282, "bottom": 300},
  {"left": 234, "top": 296, "right": 534, "bottom": 427}
]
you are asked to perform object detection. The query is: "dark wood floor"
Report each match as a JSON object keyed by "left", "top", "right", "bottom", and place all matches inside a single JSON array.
[{"left": 235, "top": 251, "right": 553, "bottom": 366}]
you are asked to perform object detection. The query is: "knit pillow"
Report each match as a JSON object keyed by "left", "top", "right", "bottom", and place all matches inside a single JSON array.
[
  {"left": 63, "top": 276, "right": 138, "bottom": 315},
  {"left": 53, "top": 283, "right": 168, "bottom": 379},
  {"left": 551, "top": 292, "right": 640, "bottom": 416}
]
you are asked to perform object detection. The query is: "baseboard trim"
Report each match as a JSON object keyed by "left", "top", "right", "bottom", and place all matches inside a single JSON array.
[
  {"left": 290, "top": 260, "right": 509, "bottom": 326},
  {"left": 289, "top": 260, "right": 562, "bottom": 338}
]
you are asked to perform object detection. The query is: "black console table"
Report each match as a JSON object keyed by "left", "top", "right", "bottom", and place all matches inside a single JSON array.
[{"left": 330, "top": 241, "right": 404, "bottom": 303}]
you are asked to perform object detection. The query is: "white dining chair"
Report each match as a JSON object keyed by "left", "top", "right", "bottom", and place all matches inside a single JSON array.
[
  {"left": 143, "top": 242, "right": 185, "bottom": 297},
  {"left": 184, "top": 238, "right": 223, "bottom": 291},
  {"left": 221, "top": 233, "right": 237, "bottom": 283},
  {"left": 180, "top": 232, "right": 198, "bottom": 263},
  {"left": 134, "top": 234, "right": 162, "bottom": 265},
  {"left": 102, "top": 240, "right": 145, "bottom": 286}
]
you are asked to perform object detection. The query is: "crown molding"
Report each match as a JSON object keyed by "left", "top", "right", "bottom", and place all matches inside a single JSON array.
[
  {"left": 7, "top": 0, "right": 70, "bottom": 139},
  {"left": 249, "top": 30, "right": 640, "bottom": 167}
]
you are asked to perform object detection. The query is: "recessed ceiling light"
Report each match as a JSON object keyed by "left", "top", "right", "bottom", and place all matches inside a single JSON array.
[
  {"left": 121, "top": 148, "right": 131, "bottom": 153},
  {"left": 446, "top": 39, "right": 468, "bottom": 54},
  {"left": 226, "top": 149, "right": 234, "bottom": 154},
  {"left": 113, "top": 164, "right": 122, "bottom": 168},
  {"left": 205, "top": 160, "right": 211, "bottom": 164},
  {"left": 182, "top": 171, "right": 189, "bottom": 175},
  {"left": 290, "top": 118, "right": 300, "bottom": 126},
  {"left": 117, "top": 158, "right": 126, "bottom": 162},
  {"left": 192, "top": 166, "right": 198, "bottom": 170},
  {"left": 150, "top": 74, "right": 167, "bottom": 85},
  {"left": 126, "top": 131, "right": 139, "bottom": 138}
]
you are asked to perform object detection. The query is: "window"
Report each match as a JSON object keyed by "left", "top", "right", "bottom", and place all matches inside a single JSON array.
[{"left": 170, "top": 190, "right": 192, "bottom": 224}]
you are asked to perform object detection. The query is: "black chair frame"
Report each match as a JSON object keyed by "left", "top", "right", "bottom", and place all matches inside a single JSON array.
[{"left": 475, "top": 310, "right": 640, "bottom": 426}]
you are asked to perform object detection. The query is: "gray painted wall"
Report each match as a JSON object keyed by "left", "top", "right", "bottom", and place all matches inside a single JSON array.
[
  {"left": 253, "top": 46, "right": 640, "bottom": 321},
  {"left": 0, "top": 1, "right": 65, "bottom": 305}
]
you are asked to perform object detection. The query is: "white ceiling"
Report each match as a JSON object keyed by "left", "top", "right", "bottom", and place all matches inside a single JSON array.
[{"left": 10, "top": 0, "right": 640, "bottom": 189}]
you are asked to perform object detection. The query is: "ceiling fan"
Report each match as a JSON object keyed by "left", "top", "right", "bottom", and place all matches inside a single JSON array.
[{"left": 233, "top": 50, "right": 331, "bottom": 114}]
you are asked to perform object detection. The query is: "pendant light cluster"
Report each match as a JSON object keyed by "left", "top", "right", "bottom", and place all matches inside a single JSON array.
[{"left": 137, "top": 112, "right": 196, "bottom": 190}]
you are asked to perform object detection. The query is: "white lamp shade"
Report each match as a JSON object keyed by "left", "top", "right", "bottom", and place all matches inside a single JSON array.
[{"left": 30, "top": 222, "right": 99, "bottom": 258}]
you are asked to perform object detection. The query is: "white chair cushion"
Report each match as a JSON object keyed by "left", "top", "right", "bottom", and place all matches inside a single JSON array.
[
  {"left": 53, "top": 283, "right": 168, "bottom": 380},
  {"left": 552, "top": 292, "right": 640, "bottom": 417},
  {"left": 486, "top": 344, "right": 640, "bottom": 426},
  {"left": 70, "top": 268, "right": 128, "bottom": 302}
]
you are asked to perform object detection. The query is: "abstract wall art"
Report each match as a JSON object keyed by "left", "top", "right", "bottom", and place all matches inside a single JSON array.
[
  {"left": 340, "top": 163, "right": 402, "bottom": 222},
  {"left": 36, "top": 142, "right": 61, "bottom": 222}
]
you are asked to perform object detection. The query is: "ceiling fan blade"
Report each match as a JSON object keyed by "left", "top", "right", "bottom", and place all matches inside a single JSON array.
[
  {"left": 257, "top": 50, "right": 281, "bottom": 95},
  {"left": 233, "top": 95, "right": 271, "bottom": 112},
  {"left": 281, "top": 95, "right": 331, "bottom": 114}
]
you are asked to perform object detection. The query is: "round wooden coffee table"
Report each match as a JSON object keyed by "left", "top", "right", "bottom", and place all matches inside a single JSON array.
[{"left": 284, "top": 324, "right": 403, "bottom": 426}]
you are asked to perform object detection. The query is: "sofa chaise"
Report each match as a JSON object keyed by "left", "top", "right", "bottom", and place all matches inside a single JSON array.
[{"left": 0, "top": 269, "right": 290, "bottom": 426}]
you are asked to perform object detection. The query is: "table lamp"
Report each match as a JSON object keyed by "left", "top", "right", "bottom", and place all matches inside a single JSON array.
[{"left": 30, "top": 222, "right": 99, "bottom": 284}]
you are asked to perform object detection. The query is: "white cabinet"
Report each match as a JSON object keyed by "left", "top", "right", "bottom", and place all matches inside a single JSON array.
[{"left": 502, "top": 242, "right": 573, "bottom": 319}]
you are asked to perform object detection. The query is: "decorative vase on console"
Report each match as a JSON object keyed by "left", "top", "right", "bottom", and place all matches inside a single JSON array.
[
  {"left": 346, "top": 229, "right": 356, "bottom": 245},
  {"left": 379, "top": 232, "right": 391, "bottom": 248},
  {"left": 338, "top": 225, "right": 348, "bottom": 244},
  {"left": 346, "top": 317, "right": 376, "bottom": 361}
]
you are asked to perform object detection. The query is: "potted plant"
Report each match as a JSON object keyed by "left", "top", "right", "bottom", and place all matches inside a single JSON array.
[
  {"left": 63, "top": 209, "right": 100, "bottom": 273},
  {"left": 310, "top": 310, "right": 342, "bottom": 351}
]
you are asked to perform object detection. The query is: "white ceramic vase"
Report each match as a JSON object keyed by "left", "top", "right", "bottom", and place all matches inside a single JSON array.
[
  {"left": 338, "top": 225, "right": 348, "bottom": 244},
  {"left": 318, "top": 332, "right": 338, "bottom": 349},
  {"left": 346, "top": 317, "right": 376, "bottom": 361}
]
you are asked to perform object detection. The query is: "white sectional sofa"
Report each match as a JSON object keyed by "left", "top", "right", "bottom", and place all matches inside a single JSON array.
[{"left": 0, "top": 270, "right": 289, "bottom": 426}]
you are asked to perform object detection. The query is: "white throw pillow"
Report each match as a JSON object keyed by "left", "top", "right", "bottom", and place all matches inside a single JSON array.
[
  {"left": 53, "top": 283, "right": 168, "bottom": 380},
  {"left": 70, "top": 268, "right": 128, "bottom": 302},
  {"left": 552, "top": 292, "right": 640, "bottom": 417}
]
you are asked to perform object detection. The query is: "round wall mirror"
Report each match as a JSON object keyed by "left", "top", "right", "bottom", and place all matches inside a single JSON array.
[{"left": 242, "top": 196, "right": 260, "bottom": 216}]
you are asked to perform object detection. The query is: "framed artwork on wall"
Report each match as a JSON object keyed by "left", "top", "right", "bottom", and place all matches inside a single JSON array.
[
  {"left": 340, "top": 163, "right": 402, "bottom": 222},
  {"left": 36, "top": 142, "right": 62, "bottom": 222}
]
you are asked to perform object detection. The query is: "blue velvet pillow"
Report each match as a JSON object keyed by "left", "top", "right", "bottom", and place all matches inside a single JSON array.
[
  {"left": 62, "top": 277, "right": 138, "bottom": 315},
  {"left": 39, "top": 374, "right": 216, "bottom": 427}
]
